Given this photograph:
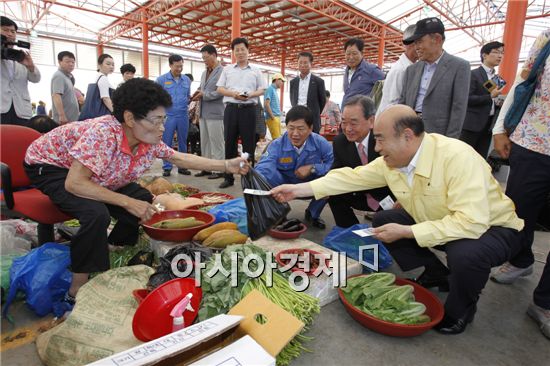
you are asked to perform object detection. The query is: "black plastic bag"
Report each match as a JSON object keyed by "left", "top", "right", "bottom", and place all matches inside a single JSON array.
[
  {"left": 147, "top": 243, "right": 212, "bottom": 289},
  {"left": 241, "top": 168, "right": 290, "bottom": 240}
]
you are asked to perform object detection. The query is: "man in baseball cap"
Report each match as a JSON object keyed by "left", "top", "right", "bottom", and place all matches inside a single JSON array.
[
  {"left": 377, "top": 24, "right": 419, "bottom": 116},
  {"left": 264, "top": 73, "right": 286, "bottom": 138},
  {"left": 398, "top": 17, "right": 470, "bottom": 139}
]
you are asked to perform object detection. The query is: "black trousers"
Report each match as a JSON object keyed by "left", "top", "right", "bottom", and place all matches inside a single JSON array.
[
  {"left": 460, "top": 126, "right": 493, "bottom": 159},
  {"left": 24, "top": 163, "right": 153, "bottom": 273},
  {"left": 1, "top": 103, "right": 30, "bottom": 126},
  {"left": 328, "top": 191, "right": 372, "bottom": 228},
  {"left": 372, "top": 209, "right": 522, "bottom": 319},
  {"left": 223, "top": 103, "right": 256, "bottom": 182},
  {"left": 506, "top": 143, "right": 550, "bottom": 308}
]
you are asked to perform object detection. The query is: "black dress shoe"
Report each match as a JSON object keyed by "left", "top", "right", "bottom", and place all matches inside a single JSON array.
[
  {"left": 208, "top": 172, "right": 224, "bottom": 180},
  {"left": 162, "top": 169, "right": 171, "bottom": 177},
  {"left": 178, "top": 168, "right": 191, "bottom": 175},
  {"left": 219, "top": 180, "right": 234, "bottom": 189},
  {"left": 411, "top": 271, "right": 450, "bottom": 292},
  {"left": 194, "top": 170, "right": 211, "bottom": 177},
  {"left": 312, "top": 218, "right": 326, "bottom": 229},
  {"left": 434, "top": 306, "right": 476, "bottom": 335}
]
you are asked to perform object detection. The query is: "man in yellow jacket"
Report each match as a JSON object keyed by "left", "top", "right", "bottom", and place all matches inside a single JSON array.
[{"left": 272, "top": 104, "right": 524, "bottom": 335}]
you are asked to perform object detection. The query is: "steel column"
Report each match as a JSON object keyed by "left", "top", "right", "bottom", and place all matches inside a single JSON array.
[
  {"left": 142, "top": 11, "right": 149, "bottom": 78},
  {"left": 378, "top": 26, "right": 386, "bottom": 68},
  {"left": 280, "top": 47, "right": 286, "bottom": 110},
  {"left": 499, "top": 0, "right": 528, "bottom": 93},
  {"left": 231, "top": 0, "right": 241, "bottom": 64}
]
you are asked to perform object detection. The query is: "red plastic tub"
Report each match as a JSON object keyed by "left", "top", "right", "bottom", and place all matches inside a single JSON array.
[
  {"left": 141, "top": 209, "right": 215, "bottom": 242},
  {"left": 132, "top": 278, "right": 202, "bottom": 341},
  {"left": 189, "top": 192, "right": 234, "bottom": 204},
  {"left": 275, "top": 248, "right": 329, "bottom": 276},
  {"left": 268, "top": 223, "right": 307, "bottom": 239},
  {"left": 338, "top": 274, "right": 444, "bottom": 337}
]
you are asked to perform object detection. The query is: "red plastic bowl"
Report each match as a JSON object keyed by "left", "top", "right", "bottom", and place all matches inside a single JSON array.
[
  {"left": 338, "top": 274, "right": 444, "bottom": 337},
  {"left": 142, "top": 209, "right": 215, "bottom": 242},
  {"left": 275, "top": 248, "right": 329, "bottom": 276},
  {"left": 189, "top": 192, "right": 235, "bottom": 204},
  {"left": 132, "top": 278, "right": 202, "bottom": 341},
  {"left": 268, "top": 223, "right": 307, "bottom": 239}
]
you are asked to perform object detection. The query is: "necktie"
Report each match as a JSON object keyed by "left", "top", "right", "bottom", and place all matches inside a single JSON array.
[{"left": 358, "top": 143, "right": 380, "bottom": 211}]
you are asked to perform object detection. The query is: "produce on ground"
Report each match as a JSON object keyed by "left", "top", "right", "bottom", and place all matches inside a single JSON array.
[
  {"left": 277, "top": 248, "right": 323, "bottom": 273},
  {"left": 153, "top": 193, "right": 204, "bottom": 210},
  {"left": 151, "top": 217, "right": 205, "bottom": 229},
  {"left": 273, "top": 219, "right": 303, "bottom": 232},
  {"left": 202, "top": 229, "right": 248, "bottom": 248},
  {"left": 243, "top": 272, "right": 320, "bottom": 366},
  {"left": 200, "top": 193, "right": 232, "bottom": 204},
  {"left": 172, "top": 183, "right": 200, "bottom": 197},
  {"left": 340, "top": 273, "right": 431, "bottom": 325},
  {"left": 193, "top": 222, "right": 238, "bottom": 242},
  {"left": 141, "top": 177, "right": 174, "bottom": 195},
  {"left": 198, "top": 244, "right": 320, "bottom": 366}
]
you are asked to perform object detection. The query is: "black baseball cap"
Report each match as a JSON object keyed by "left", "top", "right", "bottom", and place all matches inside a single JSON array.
[
  {"left": 403, "top": 17, "right": 444, "bottom": 43},
  {"left": 480, "top": 41, "right": 504, "bottom": 55},
  {"left": 1, "top": 16, "right": 18, "bottom": 31}
]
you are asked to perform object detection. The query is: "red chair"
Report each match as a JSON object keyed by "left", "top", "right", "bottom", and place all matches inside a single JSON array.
[{"left": 0, "top": 125, "right": 72, "bottom": 244}]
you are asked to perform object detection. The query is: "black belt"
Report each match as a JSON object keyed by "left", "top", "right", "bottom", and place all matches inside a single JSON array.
[{"left": 226, "top": 103, "right": 254, "bottom": 108}]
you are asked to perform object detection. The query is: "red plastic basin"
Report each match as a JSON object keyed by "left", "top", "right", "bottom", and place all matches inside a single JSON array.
[
  {"left": 132, "top": 278, "right": 202, "bottom": 341},
  {"left": 141, "top": 209, "right": 215, "bottom": 242},
  {"left": 338, "top": 274, "right": 444, "bottom": 337},
  {"left": 268, "top": 223, "right": 307, "bottom": 239}
]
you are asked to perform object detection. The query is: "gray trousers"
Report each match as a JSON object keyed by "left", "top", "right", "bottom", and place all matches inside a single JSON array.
[{"left": 199, "top": 118, "right": 225, "bottom": 172}]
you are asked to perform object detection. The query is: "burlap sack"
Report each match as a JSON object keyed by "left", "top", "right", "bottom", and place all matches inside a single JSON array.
[{"left": 36, "top": 265, "right": 154, "bottom": 366}]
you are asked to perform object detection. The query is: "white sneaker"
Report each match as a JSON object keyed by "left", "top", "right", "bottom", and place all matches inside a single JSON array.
[
  {"left": 527, "top": 303, "right": 550, "bottom": 339},
  {"left": 490, "top": 262, "right": 533, "bottom": 284}
]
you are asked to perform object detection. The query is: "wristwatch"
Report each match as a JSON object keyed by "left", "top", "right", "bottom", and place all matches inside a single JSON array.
[{"left": 310, "top": 165, "right": 316, "bottom": 175}]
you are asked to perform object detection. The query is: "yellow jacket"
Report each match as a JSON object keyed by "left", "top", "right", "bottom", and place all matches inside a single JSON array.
[{"left": 311, "top": 133, "right": 524, "bottom": 247}]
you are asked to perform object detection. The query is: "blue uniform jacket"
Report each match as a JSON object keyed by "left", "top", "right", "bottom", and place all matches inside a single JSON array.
[
  {"left": 156, "top": 72, "right": 191, "bottom": 116},
  {"left": 342, "top": 59, "right": 385, "bottom": 107},
  {"left": 255, "top": 132, "right": 334, "bottom": 186}
]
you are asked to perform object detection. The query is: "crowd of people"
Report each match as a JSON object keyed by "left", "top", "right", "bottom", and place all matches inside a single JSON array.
[{"left": 1, "top": 12, "right": 549, "bottom": 339}]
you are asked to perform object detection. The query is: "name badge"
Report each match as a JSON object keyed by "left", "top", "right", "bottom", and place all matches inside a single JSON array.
[
  {"left": 164, "top": 81, "right": 173, "bottom": 85},
  {"left": 279, "top": 157, "right": 293, "bottom": 164}
]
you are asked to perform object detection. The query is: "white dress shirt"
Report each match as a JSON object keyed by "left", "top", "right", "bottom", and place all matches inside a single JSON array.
[
  {"left": 398, "top": 138, "right": 425, "bottom": 186},
  {"left": 297, "top": 73, "right": 311, "bottom": 106},
  {"left": 376, "top": 53, "right": 415, "bottom": 117}
]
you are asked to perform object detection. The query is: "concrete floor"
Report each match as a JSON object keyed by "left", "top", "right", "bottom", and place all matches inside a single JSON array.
[{"left": 2, "top": 163, "right": 549, "bottom": 365}]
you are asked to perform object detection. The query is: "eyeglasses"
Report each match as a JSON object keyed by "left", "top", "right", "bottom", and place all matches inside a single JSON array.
[{"left": 140, "top": 114, "right": 168, "bottom": 128}]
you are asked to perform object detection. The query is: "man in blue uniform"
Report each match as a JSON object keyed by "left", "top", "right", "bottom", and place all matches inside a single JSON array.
[
  {"left": 255, "top": 105, "right": 333, "bottom": 228},
  {"left": 157, "top": 54, "right": 191, "bottom": 176}
]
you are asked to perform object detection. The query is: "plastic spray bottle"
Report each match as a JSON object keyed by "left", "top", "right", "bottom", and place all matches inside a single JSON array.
[{"left": 170, "top": 293, "right": 194, "bottom": 332}]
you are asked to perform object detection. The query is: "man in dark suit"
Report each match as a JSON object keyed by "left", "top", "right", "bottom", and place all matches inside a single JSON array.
[
  {"left": 400, "top": 17, "right": 470, "bottom": 138},
  {"left": 328, "top": 95, "right": 392, "bottom": 227},
  {"left": 460, "top": 41, "right": 505, "bottom": 158},
  {"left": 289, "top": 51, "right": 326, "bottom": 133}
]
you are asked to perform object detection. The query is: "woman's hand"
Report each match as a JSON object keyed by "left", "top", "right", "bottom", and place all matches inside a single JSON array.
[
  {"left": 124, "top": 198, "right": 159, "bottom": 222},
  {"left": 226, "top": 157, "right": 250, "bottom": 175}
]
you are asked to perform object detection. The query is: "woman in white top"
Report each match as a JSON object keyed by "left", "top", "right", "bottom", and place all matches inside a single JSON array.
[{"left": 97, "top": 54, "right": 115, "bottom": 112}]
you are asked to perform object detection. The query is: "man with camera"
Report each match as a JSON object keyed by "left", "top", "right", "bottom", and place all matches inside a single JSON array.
[
  {"left": 1, "top": 16, "right": 41, "bottom": 126},
  {"left": 460, "top": 41, "right": 505, "bottom": 158}
]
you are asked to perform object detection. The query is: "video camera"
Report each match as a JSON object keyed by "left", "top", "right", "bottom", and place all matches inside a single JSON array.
[{"left": 1, "top": 34, "right": 30, "bottom": 62}]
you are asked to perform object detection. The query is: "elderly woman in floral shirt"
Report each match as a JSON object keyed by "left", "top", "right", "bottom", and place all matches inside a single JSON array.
[{"left": 24, "top": 78, "right": 248, "bottom": 303}]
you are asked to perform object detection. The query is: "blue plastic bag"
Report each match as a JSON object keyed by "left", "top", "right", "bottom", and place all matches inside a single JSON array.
[
  {"left": 3, "top": 243, "right": 72, "bottom": 317},
  {"left": 323, "top": 224, "right": 393, "bottom": 270},
  {"left": 208, "top": 198, "right": 248, "bottom": 235}
]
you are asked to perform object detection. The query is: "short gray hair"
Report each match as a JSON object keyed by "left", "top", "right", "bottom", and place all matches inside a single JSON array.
[{"left": 343, "top": 95, "right": 376, "bottom": 119}]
